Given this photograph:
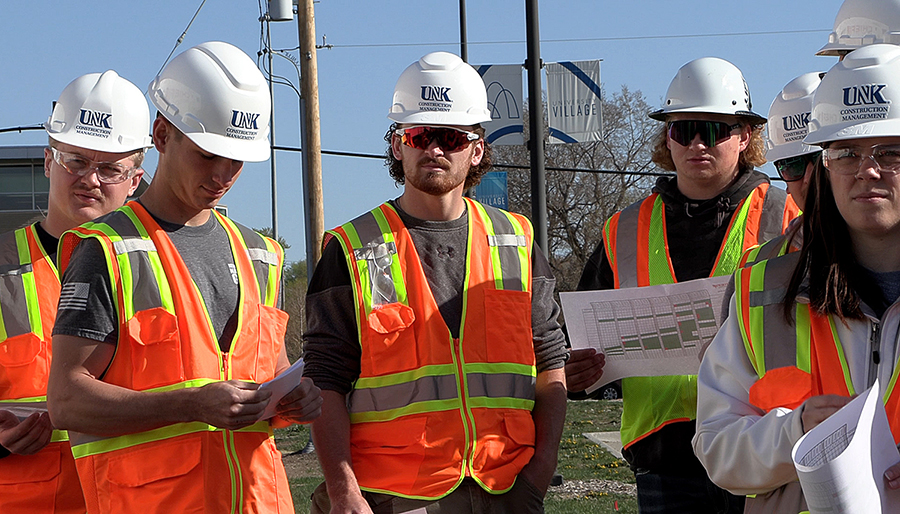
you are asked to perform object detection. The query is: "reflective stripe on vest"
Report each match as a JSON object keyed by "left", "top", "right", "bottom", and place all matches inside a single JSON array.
[
  {"left": 0, "top": 225, "right": 57, "bottom": 362},
  {"left": 0, "top": 224, "right": 85, "bottom": 513},
  {"left": 0, "top": 224, "right": 66, "bottom": 441},
  {"left": 57, "top": 201, "right": 290, "bottom": 514},
  {"left": 734, "top": 254, "right": 862, "bottom": 417},
  {"left": 328, "top": 198, "right": 536, "bottom": 499},
  {"left": 739, "top": 234, "right": 792, "bottom": 268},
  {"left": 602, "top": 183, "right": 797, "bottom": 449}
]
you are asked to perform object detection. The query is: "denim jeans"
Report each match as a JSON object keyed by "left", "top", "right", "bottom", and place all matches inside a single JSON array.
[{"left": 635, "top": 471, "right": 745, "bottom": 514}]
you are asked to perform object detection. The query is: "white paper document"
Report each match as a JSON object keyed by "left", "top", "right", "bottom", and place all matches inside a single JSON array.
[
  {"left": 259, "top": 358, "right": 305, "bottom": 420},
  {"left": 2, "top": 403, "right": 47, "bottom": 421},
  {"left": 560, "top": 275, "right": 732, "bottom": 394},
  {"left": 791, "top": 379, "right": 900, "bottom": 513}
]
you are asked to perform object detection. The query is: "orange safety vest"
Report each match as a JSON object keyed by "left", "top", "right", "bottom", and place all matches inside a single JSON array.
[
  {"left": 735, "top": 252, "right": 900, "bottom": 434},
  {"left": 0, "top": 224, "right": 86, "bottom": 513},
  {"left": 327, "top": 199, "right": 537, "bottom": 499},
  {"left": 602, "top": 184, "right": 799, "bottom": 449},
  {"left": 733, "top": 251, "right": 900, "bottom": 514},
  {"left": 57, "top": 202, "right": 290, "bottom": 514}
]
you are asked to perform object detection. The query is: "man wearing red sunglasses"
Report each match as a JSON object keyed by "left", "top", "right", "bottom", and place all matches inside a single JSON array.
[
  {"left": 304, "top": 51, "right": 568, "bottom": 514},
  {"left": 567, "top": 57, "right": 799, "bottom": 514}
]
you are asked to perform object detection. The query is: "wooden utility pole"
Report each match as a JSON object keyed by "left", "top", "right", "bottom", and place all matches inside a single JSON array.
[{"left": 297, "top": 0, "right": 324, "bottom": 274}]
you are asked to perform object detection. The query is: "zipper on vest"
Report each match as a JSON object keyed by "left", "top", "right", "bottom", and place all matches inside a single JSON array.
[
  {"left": 868, "top": 319, "right": 882, "bottom": 390},
  {"left": 218, "top": 351, "right": 242, "bottom": 513},
  {"left": 453, "top": 337, "right": 475, "bottom": 477}
]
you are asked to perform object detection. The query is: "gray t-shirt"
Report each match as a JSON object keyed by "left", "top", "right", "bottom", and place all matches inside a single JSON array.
[{"left": 54, "top": 208, "right": 240, "bottom": 352}]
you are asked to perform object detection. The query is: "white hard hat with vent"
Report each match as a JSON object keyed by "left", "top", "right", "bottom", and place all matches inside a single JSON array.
[
  {"left": 805, "top": 44, "right": 900, "bottom": 145},
  {"left": 817, "top": 0, "right": 900, "bottom": 57},
  {"left": 148, "top": 41, "right": 271, "bottom": 162},
  {"left": 766, "top": 72, "right": 825, "bottom": 162},
  {"left": 388, "top": 52, "right": 491, "bottom": 126},
  {"left": 649, "top": 57, "right": 766, "bottom": 124},
  {"left": 44, "top": 70, "right": 152, "bottom": 153}
]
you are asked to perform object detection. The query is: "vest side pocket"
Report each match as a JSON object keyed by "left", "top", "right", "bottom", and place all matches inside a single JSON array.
[
  {"left": 0, "top": 442, "right": 61, "bottom": 483},
  {"left": 483, "top": 289, "right": 533, "bottom": 364},
  {"left": 123, "top": 307, "right": 184, "bottom": 390},
  {"left": 0, "top": 444, "right": 61, "bottom": 512},
  {"left": 0, "top": 332, "right": 46, "bottom": 397},
  {"left": 106, "top": 436, "right": 203, "bottom": 512}
]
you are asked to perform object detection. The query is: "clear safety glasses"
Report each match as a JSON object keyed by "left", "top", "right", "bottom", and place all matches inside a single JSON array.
[
  {"left": 822, "top": 144, "right": 900, "bottom": 176},
  {"left": 395, "top": 126, "right": 480, "bottom": 152},
  {"left": 666, "top": 120, "right": 742, "bottom": 148},
  {"left": 51, "top": 147, "right": 139, "bottom": 184}
]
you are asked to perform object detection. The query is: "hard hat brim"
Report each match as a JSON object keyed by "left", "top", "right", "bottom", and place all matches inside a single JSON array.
[
  {"left": 765, "top": 142, "right": 820, "bottom": 162},
  {"left": 649, "top": 108, "right": 767, "bottom": 125},
  {"left": 388, "top": 110, "right": 491, "bottom": 127},
  {"left": 186, "top": 132, "right": 271, "bottom": 163},
  {"left": 804, "top": 119, "right": 900, "bottom": 146},
  {"left": 816, "top": 42, "right": 856, "bottom": 57},
  {"left": 45, "top": 122, "right": 153, "bottom": 154}
]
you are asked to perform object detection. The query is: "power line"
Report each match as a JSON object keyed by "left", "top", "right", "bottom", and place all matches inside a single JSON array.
[
  {"left": 272, "top": 144, "right": 673, "bottom": 177},
  {"left": 326, "top": 28, "right": 828, "bottom": 50}
]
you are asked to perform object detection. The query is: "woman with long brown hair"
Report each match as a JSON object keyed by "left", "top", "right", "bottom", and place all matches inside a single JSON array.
[{"left": 694, "top": 43, "right": 900, "bottom": 513}]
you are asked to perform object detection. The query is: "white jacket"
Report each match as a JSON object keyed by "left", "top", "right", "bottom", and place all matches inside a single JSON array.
[{"left": 693, "top": 280, "right": 900, "bottom": 510}]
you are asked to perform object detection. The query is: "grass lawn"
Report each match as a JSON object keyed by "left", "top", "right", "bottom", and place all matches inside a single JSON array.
[{"left": 275, "top": 399, "right": 636, "bottom": 513}]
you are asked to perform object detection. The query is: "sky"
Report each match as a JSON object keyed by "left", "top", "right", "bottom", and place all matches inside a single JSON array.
[{"left": 0, "top": 0, "right": 844, "bottom": 263}]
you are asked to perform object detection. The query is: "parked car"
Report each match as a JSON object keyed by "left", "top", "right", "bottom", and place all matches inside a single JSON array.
[{"left": 597, "top": 380, "right": 622, "bottom": 400}]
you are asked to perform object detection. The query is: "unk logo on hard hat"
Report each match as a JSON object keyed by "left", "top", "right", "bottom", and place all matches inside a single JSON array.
[
  {"left": 843, "top": 84, "right": 890, "bottom": 106},
  {"left": 231, "top": 110, "right": 260, "bottom": 130},
  {"left": 79, "top": 109, "right": 112, "bottom": 129},
  {"left": 421, "top": 86, "right": 452, "bottom": 102},
  {"left": 782, "top": 112, "right": 811, "bottom": 132}
]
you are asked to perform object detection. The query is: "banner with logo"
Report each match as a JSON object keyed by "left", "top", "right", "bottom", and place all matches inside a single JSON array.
[
  {"left": 545, "top": 60, "right": 603, "bottom": 143},
  {"left": 472, "top": 171, "right": 508, "bottom": 209},
  {"left": 476, "top": 64, "right": 524, "bottom": 146}
]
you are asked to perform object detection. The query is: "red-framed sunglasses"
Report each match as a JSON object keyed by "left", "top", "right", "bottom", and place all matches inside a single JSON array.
[{"left": 395, "top": 126, "right": 480, "bottom": 152}]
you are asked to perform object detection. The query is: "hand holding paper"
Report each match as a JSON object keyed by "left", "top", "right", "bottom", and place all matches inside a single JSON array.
[
  {"left": 258, "top": 358, "right": 323, "bottom": 423},
  {"left": 791, "top": 379, "right": 900, "bottom": 513}
]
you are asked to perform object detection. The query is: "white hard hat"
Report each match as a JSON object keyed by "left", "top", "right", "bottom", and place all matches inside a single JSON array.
[
  {"left": 805, "top": 44, "right": 900, "bottom": 145},
  {"left": 765, "top": 72, "right": 825, "bottom": 162},
  {"left": 148, "top": 41, "right": 271, "bottom": 162},
  {"left": 44, "top": 70, "right": 152, "bottom": 153},
  {"left": 649, "top": 57, "right": 766, "bottom": 124},
  {"left": 817, "top": 0, "right": 900, "bottom": 57},
  {"left": 388, "top": 52, "right": 491, "bottom": 126}
]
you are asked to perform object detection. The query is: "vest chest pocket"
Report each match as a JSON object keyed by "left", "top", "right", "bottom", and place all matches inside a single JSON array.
[
  {"left": 363, "top": 303, "right": 417, "bottom": 372},
  {"left": 749, "top": 366, "right": 813, "bottom": 412},
  {"left": 0, "top": 332, "right": 46, "bottom": 396},
  {"left": 123, "top": 307, "right": 184, "bottom": 390},
  {"left": 483, "top": 289, "right": 534, "bottom": 364}
]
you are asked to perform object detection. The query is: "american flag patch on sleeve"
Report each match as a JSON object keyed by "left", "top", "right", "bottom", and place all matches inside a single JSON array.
[{"left": 59, "top": 283, "right": 90, "bottom": 311}]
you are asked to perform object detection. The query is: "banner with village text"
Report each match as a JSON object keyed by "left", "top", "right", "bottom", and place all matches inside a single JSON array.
[{"left": 545, "top": 60, "right": 603, "bottom": 143}]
